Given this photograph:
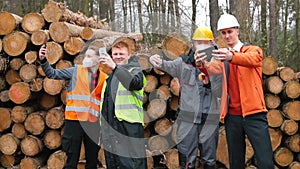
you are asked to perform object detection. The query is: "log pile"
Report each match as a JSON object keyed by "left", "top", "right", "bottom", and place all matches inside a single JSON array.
[{"left": 0, "top": 1, "right": 299, "bottom": 169}]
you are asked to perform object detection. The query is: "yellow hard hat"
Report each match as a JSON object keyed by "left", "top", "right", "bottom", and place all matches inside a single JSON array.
[{"left": 192, "top": 26, "right": 214, "bottom": 40}]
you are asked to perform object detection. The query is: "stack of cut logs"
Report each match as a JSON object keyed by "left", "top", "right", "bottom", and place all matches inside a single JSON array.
[{"left": 0, "top": 0, "right": 299, "bottom": 168}]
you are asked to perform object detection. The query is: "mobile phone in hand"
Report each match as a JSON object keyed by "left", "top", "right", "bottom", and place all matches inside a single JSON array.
[{"left": 99, "top": 47, "right": 108, "bottom": 58}]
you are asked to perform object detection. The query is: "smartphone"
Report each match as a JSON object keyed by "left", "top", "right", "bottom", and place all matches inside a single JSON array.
[
  {"left": 99, "top": 47, "right": 107, "bottom": 58},
  {"left": 196, "top": 46, "right": 215, "bottom": 61}
]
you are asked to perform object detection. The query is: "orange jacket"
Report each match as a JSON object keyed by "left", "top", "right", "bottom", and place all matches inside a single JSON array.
[
  {"left": 204, "top": 45, "right": 267, "bottom": 121},
  {"left": 65, "top": 65, "right": 107, "bottom": 122}
]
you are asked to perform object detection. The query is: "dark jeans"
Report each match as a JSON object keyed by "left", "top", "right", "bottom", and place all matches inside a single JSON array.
[
  {"left": 62, "top": 120, "right": 100, "bottom": 169},
  {"left": 102, "top": 120, "right": 147, "bottom": 169},
  {"left": 224, "top": 113, "right": 274, "bottom": 169}
]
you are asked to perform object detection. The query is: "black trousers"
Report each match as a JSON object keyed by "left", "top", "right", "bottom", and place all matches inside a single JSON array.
[
  {"left": 224, "top": 113, "right": 274, "bottom": 169},
  {"left": 62, "top": 120, "right": 100, "bottom": 169},
  {"left": 102, "top": 119, "right": 147, "bottom": 169}
]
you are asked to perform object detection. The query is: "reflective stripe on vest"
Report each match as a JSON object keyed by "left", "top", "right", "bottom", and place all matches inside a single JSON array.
[
  {"left": 65, "top": 65, "right": 107, "bottom": 122},
  {"left": 114, "top": 74, "right": 146, "bottom": 125}
]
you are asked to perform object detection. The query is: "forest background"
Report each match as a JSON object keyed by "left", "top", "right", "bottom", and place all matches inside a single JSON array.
[{"left": 0, "top": 0, "right": 299, "bottom": 71}]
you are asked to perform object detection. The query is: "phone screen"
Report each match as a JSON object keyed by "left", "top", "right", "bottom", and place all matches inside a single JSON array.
[
  {"left": 99, "top": 47, "right": 107, "bottom": 58},
  {"left": 196, "top": 46, "right": 215, "bottom": 61}
]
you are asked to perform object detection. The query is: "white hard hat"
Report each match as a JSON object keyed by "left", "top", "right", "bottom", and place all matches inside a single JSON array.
[{"left": 217, "top": 13, "right": 240, "bottom": 31}]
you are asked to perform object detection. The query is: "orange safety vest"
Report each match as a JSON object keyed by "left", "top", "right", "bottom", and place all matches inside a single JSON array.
[{"left": 65, "top": 65, "right": 107, "bottom": 122}]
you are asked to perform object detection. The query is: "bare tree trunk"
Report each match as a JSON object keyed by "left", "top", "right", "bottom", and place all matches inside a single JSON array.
[
  {"left": 191, "top": 0, "right": 197, "bottom": 36},
  {"left": 174, "top": 0, "right": 181, "bottom": 33},
  {"left": 261, "top": 0, "right": 268, "bottom": 56},
  {"left": 137, "top": 0, "right": 143, "bottom": 33},
  {"left": 269, "top": 0, "right": 278, "bottom": 58},
  {"left": 283, "top": 0, "right": 290, "bottom": 65},
  {"left": 122, "top": 0, "right": 128, "bottom": 32},
  {"left": 168, "top": 0, "right": 175, "bottom": 32},
  {"left": 209, "top": 0, "right": 219, "bottom": 38}
]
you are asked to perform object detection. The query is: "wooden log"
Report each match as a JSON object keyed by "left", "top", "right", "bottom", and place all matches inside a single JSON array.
[
  {"left": 262, "top": 56, "right": 278, "bottom": 75},
  {"left": 285, "top": 134, "right": 300, "bottom": 153},
  {"left": 154, "top": 67, "right": 165, "bottom": 75},
  {"left": 277, "top": 67, "right": 295, "bottom": 82},
  {"left": 0, "top": 38, "right": 2, "bottom": 52},
  {"left": 29, "top": 78, "right": 44, "bottom": 92},
  {"left": 20, "top": 135, "right": 43, "bottom": 156},
  {"left": 11, "top": 105, "right": 32, "bottom": 123},
  {"left": 24, "top": 51, "right": 38, "bottom": 64},
  {"left": 55, "top": 59, "right": 73, "bottom": 69},
  {"left": 80, "top": 27, "right": 94, "bottom": 40},
  {"left": 43, "top": 130, "right": 62, "bottom": 150},
  {"left": 39, "top": 93, "right": 59, "bottom": 110},
  {"left": 12, "top": 123, "right": 27, "bottom": 139},
  {"left": 158, "top": 85, "right": 171, "bottom": 100},
  {"left": 147, "top": 99, "right": 167, "bottom": 120},
  {"left": 216, "top": 126, "right": 229, "bottom": 169},
  {"left": 144, "top": 111, "right": 151, "bottom": 129},
  {"left": 21, "top": 12, "right": 45, "bottom": 34},
  {"left": 45, "top": 106, "right": 64, "bottom": 129},
  {"left": 147, "top": 156, "right": 154, "bottom": 169},
  {"left": 47, "top": 150, "right": 67, "bottom": 169},
  {"left": 98, "top": 147, "right": 106, "bottom": 168},
  {"left": 154, "top": 118, "right": 173, "bottom": 136},
  {"left": 0, "top": 55, "right": 8, "bottom": 74},
  {"left": 294, "top": 72, "right": 300, "bottom": 80},
  {"left": 269, "top": 128, "right": 283, "bottom": 151},
  {"left": 266, "top": 109, "right": 283, "bottom": 128},
  {"left": 0, "top": 90, "right": 10, "bottom": 102},
  {"left": 49, "top": 21, "right": 84, "bottom": 43},
  {"left": 37, "top": 65, "right": 46, "bottom": 76},
  {"left": 170, "top": 77, "right": 180, "bottom": 96},
  {"left": 0, "top": 11, "right": 22, "bottom": 35},
  {"left": 3, "top": 31, "right": 30, "bottom": 56},
  {"left": 147, "top": 135, "right": 169, "bottom": 156},
  {"left": 8, "top": 82, "right": 31, "bottom": 104},
  {"left": 0, "top": 107, "right": 12, "bottom": 132},
  {"left": 43, "top": 77, "right": 64, "bottom": 96},
  {"left": 282, "top": 101, "right": 300, "bottom": 121},
  {"left": 0, "top": 154, "right": 19, "bottom": 168},
  {"left": 45, "top": 41, "right": 64, "bottom": 65},
  {"left": 165, "top": 148, "right": 179, "bottom": 169},
  {"left": 19, "top": 154, "right": 48, "bottom": 169},
  {"left": 10, "top": 58, "right": 25, "bottom": 71},
  {"left": 0, "top": 76, "right": 7, "bottom": 92},
  {"left": 31, "top": 30, "right": 50, "bottom": 46},
  {"left": 160, "top": 73, "right": 171, "bottom": 85},
  {"left": 280, "top": 119, "right": 298, "bottom": 136},
  {"left": 265, "top": 93, "right": 281, "bottom": 109},
  {"left": 41, "top": 0, "right": 109, "bottom": 29},
  {"left": 0, "top": 133, "right": 20, "bottom": 155},
  {"left": 169, "top": 95, "right": 179, "bottom": 111},
  {"left": 282, "top": 80, "right": 300, "bottom": 99},
  {"left": 60, "top": 87, "right": 67, "bottom": 105},
  {"left": 24, "top": 112, "right": 46, "bottom": 135},
  {"left": 289, "top": 161, "right": 300, "bottom": 169},
  {"left": 5, "top": 69, "right": 22, "bottom": 85},
  {"left": 19, "top": 64, "right": 37, "bottom": 82},
  {"left": 136, "top": 53, "right": 152, "bottom": 73},
  {"left": 264, "top": 76, "right": 284, "bottom": 94},
  {"left": 161, "top": 32, "right": 191, "bottom": 60},
  {"left": 144, "top": 75, "right": 158, "bottom": 93},
  {"left": 274, "top": 147, "right": 294, "bottom": 167},
  {"left": 63, "top": 36, "right": 85, "bottom": 55}
]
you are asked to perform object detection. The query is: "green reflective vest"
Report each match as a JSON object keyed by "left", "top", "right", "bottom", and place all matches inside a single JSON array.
[{"left": 101, "top": 68, "right": 146, "bottom": 125}]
